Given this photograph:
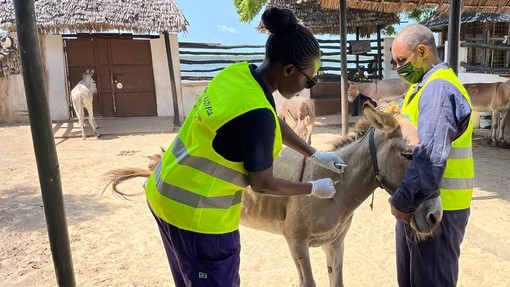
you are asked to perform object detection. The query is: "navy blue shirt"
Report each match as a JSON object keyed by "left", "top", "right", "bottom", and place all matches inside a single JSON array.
[
  {"left": 391, "top": 63, "right": 472, "bottom": 213},
  {"left": 212, "top": 64, "right": 277, "bottom": 173}
]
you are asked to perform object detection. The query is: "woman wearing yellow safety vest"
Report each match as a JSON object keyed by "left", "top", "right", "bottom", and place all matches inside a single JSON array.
[
  {"left": 390, "top": 24, "right": 474, "bottom": 287},
  {"left": 144, "top": 7, "right": 346, "bottom": 287}
]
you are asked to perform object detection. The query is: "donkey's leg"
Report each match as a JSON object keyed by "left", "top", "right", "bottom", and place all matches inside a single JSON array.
[
  {"left": 76, "top": 105, "right": 86, "bottom": 140},
  {"left": 498, "top": 109, "right": 508, "bottom": 147},
  {"left": 321, "top": 238, "right": 345, "bottom": 287},
  {"left": 85, "top": 104, "right": 100, "bottom": 138},
  {"left": 286, "top": 238, "right": 316, "bottom": 287},
  {"left": 491, "top": 109, "right": 499, "bottom": 147},
  {"left": 321, "top": 217, "right": 352, "bottom": 287}
]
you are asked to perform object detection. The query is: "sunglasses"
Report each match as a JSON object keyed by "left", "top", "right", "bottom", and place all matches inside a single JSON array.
[{"left": 296, "top": 68, "right": 317, "bottom": 89}]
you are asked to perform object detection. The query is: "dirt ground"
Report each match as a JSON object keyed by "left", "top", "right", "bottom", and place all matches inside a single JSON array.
[{"left": 1, "top": 120, "right": 510, "bottom": 287}]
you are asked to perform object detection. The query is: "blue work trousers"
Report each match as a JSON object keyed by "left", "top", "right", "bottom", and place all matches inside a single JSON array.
[
  {"left": 150, "top": 208, "right": 241, "bottom": 287},
  {"left": 396, "top": 209, "right": 470, "bottom": 287}
]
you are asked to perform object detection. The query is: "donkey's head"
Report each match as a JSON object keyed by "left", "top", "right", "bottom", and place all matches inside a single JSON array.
[
  {"left": 347, "top": 81, "right": 360, "bottom": 102},
  {"left": 362, "top": 101, "right": 442, "bottom": 239},
  {"left": 81, "top": 69, "right": 97, "bottom": 95}
]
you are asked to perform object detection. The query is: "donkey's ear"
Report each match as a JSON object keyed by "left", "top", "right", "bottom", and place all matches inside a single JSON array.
[
  {"left": 362, "top": 102, "right": 398, "bottom": 133},
  {"left": 89, "top": 69, "right": 95, "bottom": 76},
  {"left": 85, "top": 68, "right": 90, "bottom": 74}
]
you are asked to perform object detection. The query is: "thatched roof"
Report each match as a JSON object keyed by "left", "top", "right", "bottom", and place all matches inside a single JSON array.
[
  {"left": 263, "top": 0, "right": 400, "bottom": 37},
  {"left": 0, "top": 0, "right": 188, "bottom": 34},
  {"left": 0, "top": 32, "right": 21, "bottom": 77},
  {"left": 422, "top": 12, "right": 510, "bottom": 30},
  {"left": 318, "top": 0, "right": 510, "bottom": 14}
]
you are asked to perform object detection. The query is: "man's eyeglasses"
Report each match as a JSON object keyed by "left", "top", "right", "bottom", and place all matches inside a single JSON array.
[{"left": 296, "top": 69, "right": 317, "bottom": 89}]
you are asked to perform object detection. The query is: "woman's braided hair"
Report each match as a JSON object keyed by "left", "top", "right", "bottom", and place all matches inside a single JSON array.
[{"left": 261, "top": 7, "right": 320, "bottom": 70}]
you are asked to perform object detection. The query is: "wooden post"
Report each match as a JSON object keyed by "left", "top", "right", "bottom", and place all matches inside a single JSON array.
[
  {"left": 164, "top": 31, "right": 181, "bottom": 127},
  {"left": 447, "top": 0, "right": 462, "bottom": 74},
  {"left": 13, "top": 1, "right": 76, "bottom": 285},
  {"left": 339, "top": 0, "right": 348, "bottom": 135}
]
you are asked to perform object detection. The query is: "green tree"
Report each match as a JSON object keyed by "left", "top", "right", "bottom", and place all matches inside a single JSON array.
[
  {"left": 233, "top": 0, "right": 269, "bottom": 23},
  {"left": 382, "top": 8, "right": 436, "bottom": 36},
  {"left": 232, "top": 1, "right": 435, "bottom": 36}
]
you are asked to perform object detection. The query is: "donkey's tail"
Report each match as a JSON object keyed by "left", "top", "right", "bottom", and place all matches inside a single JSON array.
[{"left": 102, "top": 167, "right": 151, "bottom": 199}]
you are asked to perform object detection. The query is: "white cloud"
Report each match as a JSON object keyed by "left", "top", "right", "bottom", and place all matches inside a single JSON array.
[{"left": 217, "top": 24, "right": 238, "bottom": 33}]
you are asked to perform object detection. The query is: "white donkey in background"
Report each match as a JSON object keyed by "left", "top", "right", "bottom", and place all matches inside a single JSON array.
[{"left": 71, "top": 69, "right": 100, "bottom": 139}]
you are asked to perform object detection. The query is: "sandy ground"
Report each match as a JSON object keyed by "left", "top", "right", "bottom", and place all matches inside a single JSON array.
[{"left": 1, "top": 120, "right": 510, "bottom": 287}]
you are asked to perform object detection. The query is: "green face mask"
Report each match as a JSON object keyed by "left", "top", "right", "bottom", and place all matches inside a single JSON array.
[{"left": 397, "top": 60, "right": 425, "bottom": 84}]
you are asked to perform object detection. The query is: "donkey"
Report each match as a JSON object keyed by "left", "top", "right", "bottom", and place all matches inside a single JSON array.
[
  {"left": 464, "top": 80, "right": 510, "bottom": 147},
  {"left": 279, "top": 96, "right": 315, "bottom": 144},
  {"left": 348, "top": 79, "right": 410, "bottom": 103},
  {"left": 103, "top": 102, "right": 443, "bottom": 287},
  {"left": 71, "top": 69, "right": 100, "bottom": 139}
]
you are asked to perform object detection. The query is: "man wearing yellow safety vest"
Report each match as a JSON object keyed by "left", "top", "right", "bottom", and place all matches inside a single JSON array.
[
  {"left": 390, "top": 24, "right": 474, "bottom": 287},
  {"left": 144, "top": 8, "right": 346, "bottom": 287}
]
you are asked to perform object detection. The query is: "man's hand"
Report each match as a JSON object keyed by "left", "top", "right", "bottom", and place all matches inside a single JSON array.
[{"left": 389, "top": 197, "right": 411, "bottom": 224}]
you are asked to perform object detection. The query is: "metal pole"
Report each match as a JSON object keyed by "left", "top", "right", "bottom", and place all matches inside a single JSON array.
[
  {"left": 13, "top": 1, "right": 76, "bottom": 286},
  {"left": 339, "top": 0, "right": 348, "bottom": 135},
  {"left": 447, "top": 0, "right": 462, "bottom": 74},
  {"left": 164, "top": 31, "right": 181, "bottom": 127}
]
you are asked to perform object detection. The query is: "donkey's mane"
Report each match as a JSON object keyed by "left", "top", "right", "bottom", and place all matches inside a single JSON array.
[{"left": 329, "top": 117, "right": 371, "bottom": 151}]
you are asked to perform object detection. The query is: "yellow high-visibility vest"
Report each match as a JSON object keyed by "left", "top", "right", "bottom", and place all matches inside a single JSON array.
[
  {"left": 402, "top": 68, "right": 474, "bottom": 210},
  {"left": 145, "top": 62, "right": 283, "bottom": 234}
]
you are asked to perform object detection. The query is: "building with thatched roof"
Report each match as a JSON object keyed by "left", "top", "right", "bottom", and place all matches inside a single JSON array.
[
  {"left": 0, "top": 0, "right": 188, "bottom": 123},
  {"left": 265, "top": 0, "right": 399, "bottom": 37},
  {"left": 421, "top": 12, "right": 510, "bottom": 74},
  {"left": 318, "top": 0, "right": 510, "bottom": 14}
]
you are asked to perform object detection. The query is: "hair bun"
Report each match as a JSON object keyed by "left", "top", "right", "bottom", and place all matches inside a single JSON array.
[{"left": 261, "top": 7, "right": 298, "bottom": 34}]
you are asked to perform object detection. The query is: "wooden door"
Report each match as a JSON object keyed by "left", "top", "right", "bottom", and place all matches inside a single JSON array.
[{"left": 65, "top": 37, "right": 157, "bottom": 117}]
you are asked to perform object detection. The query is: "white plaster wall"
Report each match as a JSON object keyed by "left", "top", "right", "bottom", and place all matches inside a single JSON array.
[
  {"left": 181, "top": 81, "right": 207, "bottom": 117},
  {"left": 43, "top": 34, "right": 68, "bottom": 121},
  {"left": 150, "top": 34, "right": 183, "bottom": 119},
  {"left": 0, "top": 75, "right": 26, "bottom": 123},
  {"left": 382, "top": 38, "right": 398, "bottom": 79}
]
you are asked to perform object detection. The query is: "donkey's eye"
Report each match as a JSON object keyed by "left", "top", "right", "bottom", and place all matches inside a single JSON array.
[{"left": 401, "top": 152, "right": 413, "bottom": 160}]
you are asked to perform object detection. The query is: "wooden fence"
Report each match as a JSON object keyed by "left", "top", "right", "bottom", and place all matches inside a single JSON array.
[{"left": 179, "top": 38, "right": 385, "bottom": 81}]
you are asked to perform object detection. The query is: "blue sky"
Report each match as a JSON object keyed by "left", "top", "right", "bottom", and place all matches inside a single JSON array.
[
  {"left": 175, "top": 0, "right": 268, "bottom": 45},
  {"left": 173, "top": 1, "right": 414, "bottom": 45}
]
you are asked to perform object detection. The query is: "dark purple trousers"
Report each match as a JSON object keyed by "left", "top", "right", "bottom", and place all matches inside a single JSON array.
[
  {"left": 396, "top": 209, "right": 470, "bottom": 287},
  {"left": 150, "top": 207, "right": 241, "bottom": 287}
]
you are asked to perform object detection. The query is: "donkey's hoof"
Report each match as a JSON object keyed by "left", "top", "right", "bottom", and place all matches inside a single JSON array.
[{"left": 95, "top": 132, "right": 101, "bottom": 138}]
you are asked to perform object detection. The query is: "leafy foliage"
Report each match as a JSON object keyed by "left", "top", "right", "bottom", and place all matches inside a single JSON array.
[
  {"left": 233, "top": 0, "right": 269, "bottom": 23},
  {"left": 382, "top": 8, "right": 436, "bottom": 36}
]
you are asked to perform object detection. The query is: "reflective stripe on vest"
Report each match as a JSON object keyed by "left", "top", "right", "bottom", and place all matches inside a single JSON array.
[
  {"left": 153, "top": 162, "right": 243, "bottom": 209},
  {"left": 145, "top": 62, "right": 283, "bottom": 233},
  {"left": 172, "top": 136, "right": 249, "bottom": 187},
  {"left": 402, "top": 68, "right": 474, "bottom": 210}
]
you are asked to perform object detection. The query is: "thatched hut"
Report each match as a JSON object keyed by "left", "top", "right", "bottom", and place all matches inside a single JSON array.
[
  {"left": 264, "top": 0, "right": 399, "bottom": 37},
  {"left": 421, "top": 12, "right": 510, "bottom": 73},
  {"left": 0, "top": 0, "right": 188, "bottom": 123},
  {"left": 318, "top": 0, "right": 510, "bottom": 14}
]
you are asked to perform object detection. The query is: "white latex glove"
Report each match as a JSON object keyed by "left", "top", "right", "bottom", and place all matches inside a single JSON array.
[
  {"left": 308, "top": 178, "right": 336, "bottom": 199},
  {"left": 310, "top": 151, "right": 347, "bottom": 174}
]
